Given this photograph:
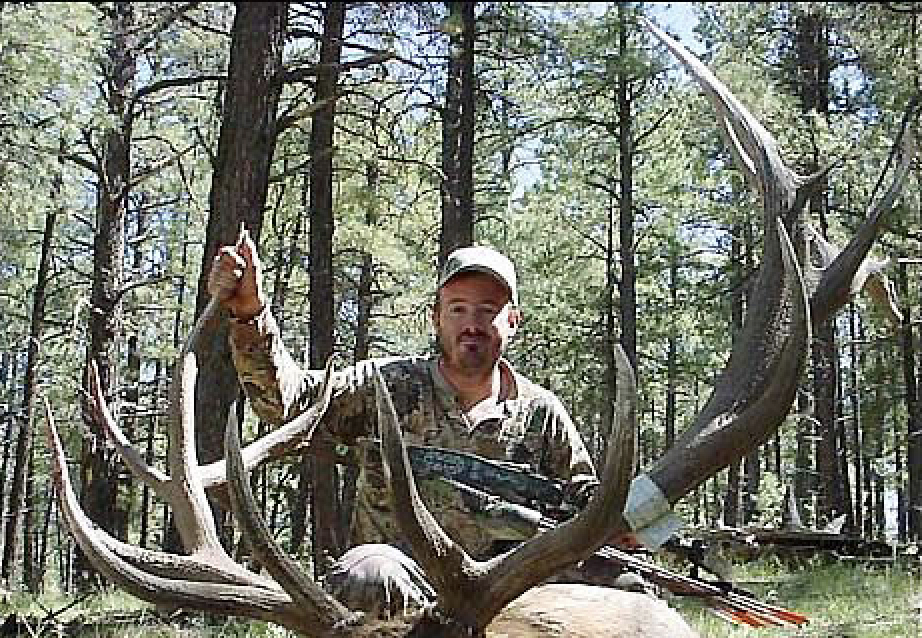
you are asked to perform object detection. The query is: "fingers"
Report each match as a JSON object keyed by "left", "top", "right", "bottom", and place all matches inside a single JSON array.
[
  {"left": 207, "top": 227, "right": 265, "bottom": 319},
  {"left": 214, "top": 246, "right": 246, "bottom": 279},
  {"left": 208, "top": 246, "right": 246, "bottom": 300}
]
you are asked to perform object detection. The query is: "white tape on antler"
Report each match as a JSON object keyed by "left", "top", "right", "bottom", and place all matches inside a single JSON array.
[{"left": 623, "top": 474, "right": 683, "bottom": 549}]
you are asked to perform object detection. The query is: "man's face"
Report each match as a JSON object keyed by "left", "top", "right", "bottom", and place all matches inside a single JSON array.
[{"left": 433, "top": 272, "right": 519, "bottom": 376}]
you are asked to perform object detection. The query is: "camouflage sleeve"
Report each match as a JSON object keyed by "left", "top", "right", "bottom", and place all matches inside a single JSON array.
[
  {"left": 526, "top": 393, "right": 600, "bottom": 504},
  {"left": 228, "top": 306, "right": 333, "bottom": 425},
  {"left": 228, "top": 307, "right": 399, "bottom": 444}
]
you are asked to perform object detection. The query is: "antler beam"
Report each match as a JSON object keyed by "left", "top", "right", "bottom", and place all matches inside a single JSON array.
[{"left": 638, "top": 17, "right": 914, "bottom": 504}]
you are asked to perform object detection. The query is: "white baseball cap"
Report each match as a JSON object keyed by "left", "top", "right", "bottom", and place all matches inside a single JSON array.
[{"left": 438, "top": 245, "right": 519, "bottom": 306}]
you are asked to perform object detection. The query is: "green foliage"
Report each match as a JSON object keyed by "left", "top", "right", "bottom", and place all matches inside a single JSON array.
[
  {"left": 1, "top": 559, "right": 917, "bottom": 637},
  {"left": 680, "top": 558, "right": 922, "bottom": 637},
  {"left": 0, "top": 0, "right": 918, "bottom": 610}
]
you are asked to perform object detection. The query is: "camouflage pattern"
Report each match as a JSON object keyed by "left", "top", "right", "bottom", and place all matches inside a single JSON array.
[{"left": 230, "top": 308, "right": 598, "bottom": 559}]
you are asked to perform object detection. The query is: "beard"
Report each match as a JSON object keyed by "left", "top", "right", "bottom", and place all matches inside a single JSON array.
[{"left": 436, "top": 331, "right": 499, "bottom": 375}]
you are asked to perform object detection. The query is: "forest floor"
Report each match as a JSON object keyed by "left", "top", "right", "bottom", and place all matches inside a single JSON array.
[
  {"left": 0, "top": 554, "right": 918, "bottom": 637},
  {"left": 677, "top": 554, "right": 921, "bottom": 637}
]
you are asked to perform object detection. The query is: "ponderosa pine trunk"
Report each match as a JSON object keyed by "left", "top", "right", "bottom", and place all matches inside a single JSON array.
[
  {"left": 1, "top": 196, "right": 57, "bottom": 588},
  {"left": 76, "top": 1, "right": 135, "bottom": 588},
  {"left": 899, "top": 262, "right": 922, "bottom": 540},
  {"left": 438, "top": 1, "right": 475, "bottom": 265},
  {"left": 191, "top": 3, "right": 286, "bottom": 546},
  {"left": 308, "top": 0, "right": 346, "bottom": 574}
]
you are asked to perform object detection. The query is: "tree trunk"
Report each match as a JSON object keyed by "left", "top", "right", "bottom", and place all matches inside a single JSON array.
[
  {"left": 600, "top": 188, "right": 616, "bottom": 465},
  {"left": 616, "top": 4, "right": 636, "bottom": 375},
  {"left": 2, "top": 197, "right": 57, "bottom": 588},
  {"left": 119, "top": 193, "right": 147, "bottom": 545},
  {"left": 743, "top": 450, "right": 760, "bottom": 524},
  {"left": 722, "top": 461, "right": 740, "bottom": 528},
  {"left": 794, "top": 390, "right": 814, "bottom": 528},
  {"left": 899, "top": 262, "right": 921, "bottom": 540},
  {"left": 722, "top": 217, "right": 745, "bottom": 527},
  {"left": 438, "top": 1, "right": 476, "bottom": 264},
  {"left": 812, "top": 241, "right": 847, "bottom": 527},
  {"left": 665, "top": 254, "right": 678, "bottom": 448},
  {"left": 289, "top": 175, "right": 311, "bottom": 557},
  {"left": 847, "top": 303, "right": 864, "bottom": 529},
  {"left": 191, "top": 2, "right": 286, "bottom": 545},
  {"left": 871, "top": 348, "right": 886, "bottom": 536},
  {"left": 342, "top": 160, "right": 379, "bottom": 537},
  {"left": 23, "top": 444, "right": 35, "bottom": 589},
  {"left": 308, "top": 0, "right": 346, "bottom": 575},
  {"left": 77, "top": 2, "right": 135, "bottom": 588},
  {"left": 896, "top": 400, "right": 906, "bottom": 540},
  {"left": 36, "top": 472, "right": 55, "bottom": 594},
  {"left": 0, "top": 354, "right": 17, "bottom": 567},
  {"left": 139, "top": 359, "right": 161, "bottom": 549},
  {"left": 795, "top": 9, "right": 850, "bottom": 528},
  {"left": 163, "top": 207, "right": 196, "bottom": 553}
]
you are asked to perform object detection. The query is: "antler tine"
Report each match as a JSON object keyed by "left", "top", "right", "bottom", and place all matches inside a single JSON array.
[
  {"left": 631, "top": 17, "right": 816, "bottom": 507},
  {"left": 646, "top": 18, "right": 918, "bottom": 331},
  {"left": 44, "top": 398, "right": 294, "bottom": 610},
  {"left": 469, "top": 344, "right": 636, "bottom": 624},
  {"left": 223, "top": 399, "right": 361, "bottom": 630},
  {"left": 160, "top": 349, "right": 224, "bottom": 551},
  {"left": 79, "top": 323, "right": 221, "bottom": 553},
  {"left": 199, "top": 356, "right": 338, "bottom": 488},
  {"left": 811, "top": 124, "right": 916, "bottom": 324},
  {"left": 374, "top": 365, "right": 467, "bottom": 588},
  {"left": 76, "top": 299, "right": 225, "bottom": 520},
  {"left": 374, "top": 348, "right": 637, "bottom": 632},
  {"left": 86, "top": 358, "right": 170, "bottom": 489},
  {"left": 44, "top": 294, "right": 360, "bottom": 637},
  {"left": 639, "top": 16, "right": 916, "bottom": 508},
  {"left": 640, "top": 16, "right": 809, "bottom": 206}
]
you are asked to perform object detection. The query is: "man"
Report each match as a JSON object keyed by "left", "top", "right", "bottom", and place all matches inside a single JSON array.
[{"left": 208, "top": 228, "right": 599, "bottom": 616}]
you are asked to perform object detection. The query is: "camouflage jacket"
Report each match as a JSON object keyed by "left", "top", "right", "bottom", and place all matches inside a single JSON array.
[{"left": 229, "top": 308, "right": 598, "bottom": 559}]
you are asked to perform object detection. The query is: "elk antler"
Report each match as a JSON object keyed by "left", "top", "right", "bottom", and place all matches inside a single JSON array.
[
  {"left": 374, "top": 345, "right": 637, "bottom": 633},
  {"left": 44, "top": 299, "right": 359, "bottom": 636},
  {"left": 639, "top": 17, "right": 915, "bottom": 506},
  {"left": 46, "top": 295, "right": 640, "bottom": 636},
  {"left": 640, "top": 18, "right": 815, "bottom": 503}
]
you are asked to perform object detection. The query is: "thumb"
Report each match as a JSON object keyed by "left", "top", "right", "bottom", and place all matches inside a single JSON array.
[{"left": 236, "top": 227, "right": 256, "bottom": 267}]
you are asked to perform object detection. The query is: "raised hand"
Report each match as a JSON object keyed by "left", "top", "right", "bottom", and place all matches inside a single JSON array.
[{"left": 207, "top": 224, "right": 266, "bottom": 320}]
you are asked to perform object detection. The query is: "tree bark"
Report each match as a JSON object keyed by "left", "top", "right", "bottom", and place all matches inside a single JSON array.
[
  {"left": 1, "top": 196, "right": 57, "bottom": 588},
  {"left": 794, "top": 390, "right": 814, "bottom": 527},
  {"left": 899, "top": 262, "right": 921, "bottom": 540},
  {"left": 77, "top": 3, "right": 135, "bottom": 588},
  {"left": 722, "top": 461, "right": 740, "bottom": 528},
  {"left": 438, "top": 1, "right": 476, "bottom": 264},
  {"left": 795, "top": 9, "right": 850, "bottom": 528},
  {"left": 721, "top": 217, "right": 746, "bottom": 527},
  {"left": 342, "top": 160, "right": 378, "bottom": 537},
  {"left": 139, "top": 359, "right": 161, "bottom": 549},
  {"left": 308, "top": 0, "right": 346, "bottom": 574},
  {"left": 191, "top": 2, "right": 287, "bottom": 541},
  {"left": 665, "top": 255, "right": 678, "bottom": 448},
  {"left": 616, "top": 4, "right": 636, "bottom": 375},
  {"left": 847, "top": 303, "right": 864, "bottom": 529}
]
